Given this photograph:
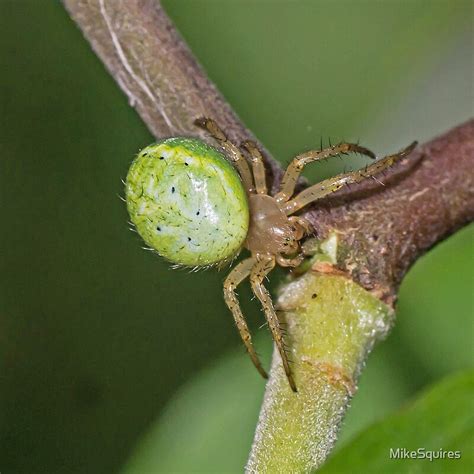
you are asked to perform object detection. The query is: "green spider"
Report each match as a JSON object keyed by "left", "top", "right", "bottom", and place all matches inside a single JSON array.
[{"left": 125, "top": 117, "right": 416, "bottom": 392}]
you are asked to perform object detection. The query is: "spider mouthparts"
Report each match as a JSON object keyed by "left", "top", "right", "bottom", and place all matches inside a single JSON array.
[{"left": 193, "top": 116, "right": 207, "bottom": 128}]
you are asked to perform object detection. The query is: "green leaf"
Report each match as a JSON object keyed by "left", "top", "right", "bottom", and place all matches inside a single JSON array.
[{"left": 319, "top": 370, "right": 474, "bottom": 474}]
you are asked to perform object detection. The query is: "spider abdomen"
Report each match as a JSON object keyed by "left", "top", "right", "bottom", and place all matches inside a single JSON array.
[{"left": 125, "top": 137, "right": 249, "bottom": 266}]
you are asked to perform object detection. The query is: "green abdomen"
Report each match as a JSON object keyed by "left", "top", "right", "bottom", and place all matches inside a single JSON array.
[{"left": 125, "top": 137, "right": 249, "bottom": 266}]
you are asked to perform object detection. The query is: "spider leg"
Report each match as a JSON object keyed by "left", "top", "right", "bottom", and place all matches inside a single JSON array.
[
  {"left": 241, "top": 140, "right": 268, "bottom": 195},
  {"left": 250, "top": 255, "right": 297, "bottom": 392},
  {"left": 283, "top": 141, "right": 418, "bottom": 215},
  {"left": 194, "top": 117, "right": 255, "bottom": 193},
  {"left": 223, "top": 257, "right": 268, "bottom": 379},
  {"left": 275, "top": 143, "right": 376, "bottom": 203}
]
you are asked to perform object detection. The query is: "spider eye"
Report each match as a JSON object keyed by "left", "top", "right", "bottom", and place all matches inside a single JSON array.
[{"left": 125, "top": 137, "right": 249, "bottom": 266}]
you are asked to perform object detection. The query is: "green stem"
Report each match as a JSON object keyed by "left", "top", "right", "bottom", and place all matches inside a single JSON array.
[{"left": 247, "top": 242, "right": 393, "bottom": 472}]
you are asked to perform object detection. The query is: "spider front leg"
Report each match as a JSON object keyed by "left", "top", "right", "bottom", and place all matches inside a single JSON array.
[
  {"left": 275, "top": 143, "right": 376, "bottom": 203},
  {"left": 223, "top": 257, "right": 268, "bottom": 380},
  {"left": 194, "top": 117, "right": 255, "bottom": 193},
  {"left": 250, "top": 255, "right": 297, "bottom": 392},
  {"left": 241, "top": 140, "right": 267, "bottom": 195},
  {"left": 283, "top": 141, "right": 418, "bottom": 215}
]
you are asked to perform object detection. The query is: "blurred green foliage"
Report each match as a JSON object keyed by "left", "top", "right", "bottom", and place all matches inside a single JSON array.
[
  {"left": 0, "top": 1, "right": 472, "bottom": 473},
  {"left": 123, "top": 341, "right": 269, "bottom": 473},
  {"left": 320, "top": 370, "right": 474, "bottom": 473}
]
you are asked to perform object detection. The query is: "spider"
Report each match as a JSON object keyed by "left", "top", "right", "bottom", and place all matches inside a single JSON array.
[{"left": 125, "top": 117, "right": 416, "bottom": 392}]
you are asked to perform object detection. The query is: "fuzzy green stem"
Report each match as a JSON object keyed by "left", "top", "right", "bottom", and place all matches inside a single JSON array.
[{"left": 247, "top": 268, "right": 393, "bottom": 472}]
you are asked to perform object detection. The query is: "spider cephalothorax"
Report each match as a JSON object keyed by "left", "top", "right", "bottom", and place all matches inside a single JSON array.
[{"left": 125, "top": 117, "right": 416, "bottom": 392}]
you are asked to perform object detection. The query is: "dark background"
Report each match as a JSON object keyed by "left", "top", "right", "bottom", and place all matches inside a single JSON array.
[{"left": 1, "top": 1, "right": 472, "bottom": 473}]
